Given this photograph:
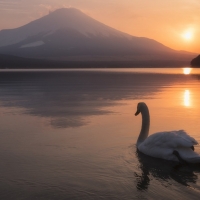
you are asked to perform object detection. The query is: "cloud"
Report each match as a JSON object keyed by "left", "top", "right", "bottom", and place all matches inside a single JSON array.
[{"left": 39, "top": 3, "right": 72, "bottom": 13}]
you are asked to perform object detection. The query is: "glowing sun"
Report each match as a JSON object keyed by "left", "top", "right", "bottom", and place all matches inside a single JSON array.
[{"left": 182, "top": 30, "right": 193, "bottom": 41}]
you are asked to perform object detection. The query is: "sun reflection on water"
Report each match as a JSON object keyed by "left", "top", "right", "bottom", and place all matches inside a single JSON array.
[
  {"left": 183, "top": 68, "right": 192, "bottom": 75},
  {"left": 184, "top": 89, "right": 190, "bottom": 107}
]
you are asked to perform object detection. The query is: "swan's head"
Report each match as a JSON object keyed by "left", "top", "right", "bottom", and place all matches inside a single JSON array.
[{"left": 135, "top": 102, "right": 147, "bottom": 116}]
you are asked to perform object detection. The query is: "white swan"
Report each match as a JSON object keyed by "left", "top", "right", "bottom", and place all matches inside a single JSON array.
[{"left": 135, "top": 102, "right": 200, "bottom": 163}]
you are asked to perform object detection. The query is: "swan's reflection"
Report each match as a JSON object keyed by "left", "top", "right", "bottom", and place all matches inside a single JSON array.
[{"left": 135, "top": 149, "right": 199, "bottom": 191}]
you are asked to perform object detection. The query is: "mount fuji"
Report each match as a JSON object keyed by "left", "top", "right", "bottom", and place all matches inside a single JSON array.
[{"left": 0, "top": 8, "right": 196, "bottom": 67}]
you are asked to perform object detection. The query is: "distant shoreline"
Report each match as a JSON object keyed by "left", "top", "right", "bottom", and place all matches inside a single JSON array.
[
  {"left": 0, "top": 57, "right": 194, "bottom": 69},
  {"left": 1, "top": 53, "right": 198, "bottom": 69}
]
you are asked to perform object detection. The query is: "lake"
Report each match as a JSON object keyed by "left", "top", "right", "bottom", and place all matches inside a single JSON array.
[{"left": 0, "top": 68, "right": 200, "bottom": 199}]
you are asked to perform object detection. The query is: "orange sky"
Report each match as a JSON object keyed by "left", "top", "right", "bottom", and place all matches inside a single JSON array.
[{"left": 0, "top": 0, "right": 199, "bottom": 53}]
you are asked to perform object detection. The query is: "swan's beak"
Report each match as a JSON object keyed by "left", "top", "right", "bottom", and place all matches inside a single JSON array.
[{"left": 135, "top": 110, "right": 140, "bottom": 116}]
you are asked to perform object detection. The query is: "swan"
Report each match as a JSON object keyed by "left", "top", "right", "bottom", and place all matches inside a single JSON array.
[{"left": 135, "top": 102, "right": 200, "bottom": 163}]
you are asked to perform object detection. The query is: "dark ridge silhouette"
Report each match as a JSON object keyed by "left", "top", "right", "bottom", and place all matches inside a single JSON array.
[
  {"left": 191, "top": 55, "right": 200, "bottom": 67},
  {"left": 0, "top": 54, "right": 190, "bottom": 69}
]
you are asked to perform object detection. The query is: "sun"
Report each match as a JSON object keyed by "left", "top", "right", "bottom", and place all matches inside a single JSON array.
[{"left": 182, "top": 29, "right": 193, "bottom": 41}]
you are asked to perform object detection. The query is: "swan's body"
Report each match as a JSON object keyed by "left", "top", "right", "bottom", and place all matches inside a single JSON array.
[{"left": 135, "top": 102, "right": 200, "bottom": 163}]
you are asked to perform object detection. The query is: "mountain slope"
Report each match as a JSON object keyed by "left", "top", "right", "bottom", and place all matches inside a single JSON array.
[
  {"left": 0, "top": 8, "right": 131, "bottom": 47},
  {"left": 191, "top": 55, "right": 200, "bottom": 66},
  {"left": 0, "top": 8, "right": 196, "bottom": 63}
]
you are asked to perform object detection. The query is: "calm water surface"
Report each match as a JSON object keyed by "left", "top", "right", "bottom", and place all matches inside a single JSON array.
[{"left": 0, "top": 68, "right": 200, "bottom": 199}]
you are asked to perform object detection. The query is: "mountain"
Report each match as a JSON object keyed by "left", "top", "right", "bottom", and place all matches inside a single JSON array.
[
  {"left": 0, "top": 8, "right": 197, "bottom": 66},
  {"left": 191, "top": 55, "right": 200, "bottom": 67}
]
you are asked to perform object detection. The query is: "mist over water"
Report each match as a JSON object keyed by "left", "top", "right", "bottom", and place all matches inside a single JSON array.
[{"left": 0, "top": 68, "right": 200, "bottom": 199}]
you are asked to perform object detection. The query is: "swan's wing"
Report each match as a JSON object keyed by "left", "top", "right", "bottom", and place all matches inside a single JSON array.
[
  {"left": 142, "top": 130, "right": 198, "bottom": 149},
  {"left": 138, "top": 130, "right": 199, "bottom": 162}
]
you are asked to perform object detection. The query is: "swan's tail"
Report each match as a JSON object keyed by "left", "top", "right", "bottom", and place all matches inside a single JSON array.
[{"left": 177, "top": 147, "right": 200, "bottom": 163}]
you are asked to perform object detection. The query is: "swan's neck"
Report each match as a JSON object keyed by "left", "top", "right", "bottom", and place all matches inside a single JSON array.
[{"left": 137, "top": 106, "right": 150, "bottom": 147}]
